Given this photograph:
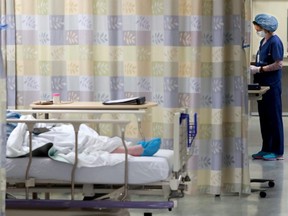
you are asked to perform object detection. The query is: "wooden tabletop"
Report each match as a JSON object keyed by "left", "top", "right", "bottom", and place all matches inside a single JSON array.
[
  {"left": 248, "top": 86, "right": 270, "bottom": 94},
  {"left": 248, "top": 86, "right": 270, "bottom": 101},
  {"left": 30, "top": 101, "right": 158, "bottom": 110}
]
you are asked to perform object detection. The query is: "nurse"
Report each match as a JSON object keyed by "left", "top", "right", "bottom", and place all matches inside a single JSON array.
[{"left": 250, "top": 14, "right": 284, "bottom": 160}]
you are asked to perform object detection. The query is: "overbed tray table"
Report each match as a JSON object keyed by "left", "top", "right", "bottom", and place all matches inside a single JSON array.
[
  {"left": 248, "top": 86, "right": 270, "bottom": 101},
  {"left": 30, "top": 101, "right": 157, "bottom": 110},
  {"left": 30, "top": 101, "right": 158, "bottom": 139}
]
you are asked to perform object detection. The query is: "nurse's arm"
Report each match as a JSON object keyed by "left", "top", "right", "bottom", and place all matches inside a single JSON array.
[{"left": 261, "top": 60, "right": 282, "bottom": 72}]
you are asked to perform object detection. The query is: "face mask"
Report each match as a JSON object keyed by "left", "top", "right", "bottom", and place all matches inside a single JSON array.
[{"left": 256, "top": 30, "right": 266, "bottom": 38}]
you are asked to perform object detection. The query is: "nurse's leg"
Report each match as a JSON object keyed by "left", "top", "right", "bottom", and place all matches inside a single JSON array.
[
  {"left": 258, "top": 92, "right": 273, "bottom": 152},
  {"left": 269, "top": 86, "right": 284, "bottom": 155}
]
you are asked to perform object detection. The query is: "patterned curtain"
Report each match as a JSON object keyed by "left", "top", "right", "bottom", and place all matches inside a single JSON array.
[
  {"left": 186, "top": 0, "right": 251, "bottom": 195},
  {"left": 0, "top": 14, "right": 7, "bottom": 216},
  {"left": 3, "top": 0, "right": 251, "bottom": 197},
  {"left": 0, "top": 46, "right": 6, "bottom": 216}
]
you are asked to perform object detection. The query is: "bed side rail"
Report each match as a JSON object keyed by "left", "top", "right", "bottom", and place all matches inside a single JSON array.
[
  {"left": 170, "top": 111, "right": 197, "bottom": 198},
  {"left": 173, "top": 112, "right": 197, "bottom": 173},
  {"left": 6, "top": 118, "right": 130, "bottom": 200},
  {"left": 9, "top": 109, "right": 147, "bottom": 140},
  {"left": 8, "top": 109, "right": 146, "bottom": 115}
]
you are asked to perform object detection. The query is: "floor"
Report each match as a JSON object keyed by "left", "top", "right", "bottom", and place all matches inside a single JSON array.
[
  {"left": 129, "top": 116, "right": 288, "bottom": 216},
  {"left": 6, "top": 116, "right": 288, "bottom": 216}
]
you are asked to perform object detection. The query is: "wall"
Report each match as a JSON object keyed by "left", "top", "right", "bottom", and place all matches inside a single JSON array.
[{"left": 251, "top": 0, "right": 288, "bottom": 65}]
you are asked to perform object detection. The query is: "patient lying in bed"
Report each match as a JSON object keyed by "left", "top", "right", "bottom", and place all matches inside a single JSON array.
[{"left": 6, "top": 111, "right": 161, "bottom": 168}]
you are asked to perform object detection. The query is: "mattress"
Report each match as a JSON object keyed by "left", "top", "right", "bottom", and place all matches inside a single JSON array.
[{"left": 6, "top": 149, "right": 174, "bottom": 185}]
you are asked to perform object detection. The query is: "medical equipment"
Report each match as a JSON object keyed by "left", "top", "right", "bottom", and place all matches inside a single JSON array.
[{"left": 6, "top": 109, "right": 197, "bottom": 213}]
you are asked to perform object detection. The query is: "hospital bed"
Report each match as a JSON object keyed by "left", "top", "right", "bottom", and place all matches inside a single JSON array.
[{"left": 5, "top": 109, "right": 197, "bottom": 213}]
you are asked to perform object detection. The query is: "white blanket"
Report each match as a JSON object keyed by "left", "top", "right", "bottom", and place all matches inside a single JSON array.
[{"left": 7, "top": 115, "right": 131, "bottom": 167}]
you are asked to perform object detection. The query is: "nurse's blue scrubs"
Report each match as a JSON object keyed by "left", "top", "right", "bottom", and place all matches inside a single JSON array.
[{"left": 254, "top": 35, "right": 284, "bottom": 156}]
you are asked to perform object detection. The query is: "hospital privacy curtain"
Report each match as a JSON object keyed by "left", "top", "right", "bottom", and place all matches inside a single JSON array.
[{"left": 4, "top": 0, "right": 251, "bottom": 195}]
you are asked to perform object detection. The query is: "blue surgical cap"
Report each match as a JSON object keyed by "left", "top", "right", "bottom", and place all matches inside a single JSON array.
[{"left": 253, "top": 14, "right": 278, "bottom": 32}]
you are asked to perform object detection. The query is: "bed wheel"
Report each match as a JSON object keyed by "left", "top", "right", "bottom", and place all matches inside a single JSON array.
[
  {"left": 183, "top": 175, "right": 191, "bottom": 182},
  {"left": 259, "top": 191, "right": 266, "bottom": 198},
  {"left": 268, "top": 181, "right": 275, "bottom": 188}
]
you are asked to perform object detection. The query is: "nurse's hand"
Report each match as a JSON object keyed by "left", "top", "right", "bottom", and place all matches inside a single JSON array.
[{"left": 250, "top": 65, "right": 260, "bottom": 74}]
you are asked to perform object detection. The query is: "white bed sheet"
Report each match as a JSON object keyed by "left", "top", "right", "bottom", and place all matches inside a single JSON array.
[{"left": 6, "top": 149, "right": 174, "bottom": 185}]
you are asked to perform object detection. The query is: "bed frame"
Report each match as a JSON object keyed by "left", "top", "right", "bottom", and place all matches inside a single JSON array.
[{"left": 6, "top": 109, "right": 197, "bottom": 213}]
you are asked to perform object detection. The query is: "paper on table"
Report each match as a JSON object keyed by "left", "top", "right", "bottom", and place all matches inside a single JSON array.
[{"left": 103, "top": 96, "right": 146, "bottom": 105}]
